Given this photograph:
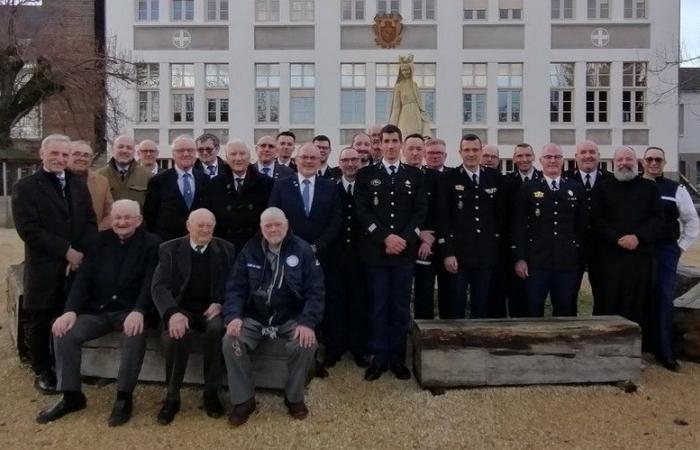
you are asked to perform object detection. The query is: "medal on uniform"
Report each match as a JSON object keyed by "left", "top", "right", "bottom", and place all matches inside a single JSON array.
[
  {"left": 374, "top": 194, "right": 379, "bottom": 206},
  {"left": 535, "top": 208, "right": 540, "bottom": 217}
]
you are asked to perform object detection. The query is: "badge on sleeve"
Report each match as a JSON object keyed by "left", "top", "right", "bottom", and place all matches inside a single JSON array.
[{"left": 286, "top": 255, "right": 299, "bottom": 268}]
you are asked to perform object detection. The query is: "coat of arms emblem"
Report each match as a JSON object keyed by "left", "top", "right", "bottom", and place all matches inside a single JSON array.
[{"left": 373, "top": 13, "right": 403, "bottom": 48}]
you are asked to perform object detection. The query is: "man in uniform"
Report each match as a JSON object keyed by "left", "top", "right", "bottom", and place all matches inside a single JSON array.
[
  {"left": 194, "top": 133, "right": 226, "bottom": 178},
  {"left": 512, "top": 144, "right": 584, "bottom": 317},
  {"left": 254, "top": 135, "right": 294, "bottom": 180},
  {"left": 367, "top": 124, "right": 384, "bottom": 164},
  {"left": 436, "top": 134, "right": 503, "bottom": 319},
  {"left": 313, "top": 135, "right": 341, "bottom": 181},
  {"left": 276, "top": 131, "right": 298, "bottom": 171},
  {"left": 355, "top": 124, "right": 427, "bottom": 381},
  {"left": 97, "top": 135, "right": 151, "bottom": 206},
  {"left": 424, "top": 138, "right": 450, "bottom": 173}
]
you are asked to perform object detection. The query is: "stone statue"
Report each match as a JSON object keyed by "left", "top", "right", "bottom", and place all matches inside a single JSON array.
[{"left": 389, "top": 54, "right": 432, "bottom": 138}]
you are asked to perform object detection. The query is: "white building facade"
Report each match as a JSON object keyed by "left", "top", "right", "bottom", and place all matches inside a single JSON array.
[{"left": 107, "top": 0, "right": 681, "bottom": 170}]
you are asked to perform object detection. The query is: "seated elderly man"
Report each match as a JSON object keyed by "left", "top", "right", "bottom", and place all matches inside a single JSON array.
[
  {"left": 36, "top": 199, "right": 161, "bottom": 426},
  {"left": 223, "top": 207, "right": 324, "bottom": 426},
  {"left": 151, "top": 208, "right": 236, "bottom": 425}
]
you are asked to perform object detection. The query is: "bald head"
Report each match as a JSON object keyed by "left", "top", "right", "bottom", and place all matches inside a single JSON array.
[
  {"left": 186, "top": 208, "right": 216, "bottom": 245},
  {"left": 481, "top": 144, "right": 500, "bottom": 169},
  {"left": 297, "top": 143, "right": 322, "bottom": 177},
  {"left": 256, "top": 135, "right": 277, "bottom": 165},
  {"left": 575, "top": 140, "right": 600, "bottom": 174},
  {"left": 112, "top": 135, "right": 136, "bottom": 165}
]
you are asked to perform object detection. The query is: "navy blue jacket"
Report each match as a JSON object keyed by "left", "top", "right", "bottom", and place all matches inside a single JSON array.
[
  {"left": 268, "top": 175, "right": 341, "bottom": 255},
  {"left": 223, "top": 232, "right": 325, "bottom": 328}
]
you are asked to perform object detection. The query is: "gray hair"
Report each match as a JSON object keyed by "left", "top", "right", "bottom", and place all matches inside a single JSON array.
[
  {"left": 225, "top": 139, "right": 250, "bottom": 156},
  {"left": 41, "top": 134, "right": 71, "bottom": 149},
  {"left": 260, "top": 207, "right": 287, "bottom": 224},
  {"left": 111, "top": 199, "right": 141, "bottom": 216}
]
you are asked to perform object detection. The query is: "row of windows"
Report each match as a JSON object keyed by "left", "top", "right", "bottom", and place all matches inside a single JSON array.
[
  {"left": 135, "top": 0, "right": 650, "bottom": 22},
  {"left": 136, "top": 62, "right": 648, "bottom": 127}
]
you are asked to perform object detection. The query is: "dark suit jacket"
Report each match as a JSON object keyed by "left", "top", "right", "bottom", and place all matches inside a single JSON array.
[
  {"left": 152, "top": 236, "right": 236, "bottom": 322},
  {"left": 319, "top": 166, "right": 341, "bottom": 182},
  {"left": 194, "top": 156, "right": 227, "bottom": 178},
  {"left": 12, "top": 170, "right": 97, "bottom": 310},
  {"left": 208, "top": 164, "right": 274, "bottom": 251},
  {"left": 254, "top": 161, "right": 294, "bottom": 181},
  {"left": 143, "top": 168, "right": 209, "bottom": 242},
  {"left": 64, "top": 228, "right": 162, "bottom": 315},
  {"left": 268, "top": 175, "right": 342, "bottom": 256}
]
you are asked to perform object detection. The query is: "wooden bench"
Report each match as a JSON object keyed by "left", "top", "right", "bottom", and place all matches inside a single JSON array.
[
  {"left": 412, "top": 317, "right": 641, "bottom": 389},
  {"left": 6, "top": 264, "right": 311, "bottom": 389}
]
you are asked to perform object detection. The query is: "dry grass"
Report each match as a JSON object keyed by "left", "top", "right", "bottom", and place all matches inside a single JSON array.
[{"left": 1, "top": 228, "right": 700, "bottom": 449}]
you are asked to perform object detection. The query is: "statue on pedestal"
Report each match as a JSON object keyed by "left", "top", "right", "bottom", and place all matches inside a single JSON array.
[{"left": 389, "top": 54, "right": 432, "bottom": 138}]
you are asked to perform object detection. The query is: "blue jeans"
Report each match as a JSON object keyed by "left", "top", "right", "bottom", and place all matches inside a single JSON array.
[{"left": 654, "top": 243, "right": 681, "bottom": 360}]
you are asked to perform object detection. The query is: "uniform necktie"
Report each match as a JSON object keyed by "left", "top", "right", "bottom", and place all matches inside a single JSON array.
[
  {"left": 347, "top": 183, "right": 353, "bottom": 196},
  {"left": 584, "top": 173, "right": 592, "bottom": 190},
  {"left": 302, "top": 179, "right": 311, "bottom": 216},
  {"left": 524, "top": 176, "right": 529, "bottom": 182},
  {"left": 207, "top": 165, "right": 216, "bottom": 178},
  {"left": 389, "top": 165, "right": 396, "bottom": 184},
  {"left": 182, "top": 173, "right": 194, "bottom": 209},
  {"left": 472, "top": 173, "right": 478, "bottom": 187},
  {"left": 235, "top": 177, "right": 244, "bottom": 192},
  {"left": 551, "top": 179, "right": 558, "bottom": 191},
  {"left": 195, "top": 245, "right": 204, "bottom": 254},
  {"left": 318, "top": 170, "right": 323, "bottom": 177},
  {"left": 262, "top": 167, "right": 271, "bottom": 177}
]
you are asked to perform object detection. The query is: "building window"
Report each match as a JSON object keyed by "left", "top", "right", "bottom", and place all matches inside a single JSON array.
[
  {"left": 205, "top": 64, "right": 229, "bottom": 88},
  {"left": 256, "top": 0, "right": 280, "bottom": 21},
  {"left": 206, "top": 0, "right": 228, "bottom": 20},
  {"left": 137, "top": 63, "right": 160, "bottom": 123},
  {"left": 290, "top": 0, "right": 314, "bottom": 21},
  {"left": 172, "top": 0, "right": 194, "bottom": 20},
  {"left": 290, "top": 63, "right": 315, "bottom": 124},
  {"left": 587, "top": 0, "right": 609, "bottom": 19},
  {"left": 255, "top": 64, "right": 280, "bottom": 123},
  {"left": 586, "top": 62, "right": 609, "bottom": 123},
  {"left": 551, "top": 0, "right": 574, "bottom": 19},
  {"left": 341, "top": 63, "right": 366, "bottom": 124},
  {"left": 413, "top": 63, "right": 436, "bottom": 122},
  {"left": 550, "top": 63, "right": 574, "bottom": 123},
  {"left": 171, "top": 63, "right": 194, "bottom": 88},
  {"left": 172, "top": 93, "right": 194, "bottom": 122},
  {"left": 624, "top": 0, "right": 645, "bottom": 18},
  {"left": 342, "top": 0, "right": 365, "bottom": 20},
  {"left": 497, "top": 63, "right": 522, "bottom": 123},
  {"left": 10, "top": 106, "right": 41, "bottom": 139},
  {"left": 207, "top": 98, "right": 229, "bottom": 122},
  {"left": 462, "top": 63, "right": 486, "bottom": 123},
  {"left": 377, "top": 0, "right": 400, "bottom": 15},
  {"left": 375, "top": 63, "right": 397, "bottom": 123},
  {"left": 138, "top": 91, "right": 160, "bottom": 123},
  {"left": 137, "top": 0, "right": 159, "bottom": 21},
  {"left": 499, "top": 0, "right": 523, "bottom": 19},
  {"left": 622, "top": 62, "right": 647, "bottom": 123},
  {"left": 413, "top": 0, "right": 435, "bottom": 20},
  {"left": 463, "top": 0, "right": 487, "bottom": 20}
]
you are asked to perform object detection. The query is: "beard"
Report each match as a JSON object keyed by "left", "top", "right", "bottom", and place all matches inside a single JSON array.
[{"left": 614, "top": 164, "right": 638, "bottom": 182}]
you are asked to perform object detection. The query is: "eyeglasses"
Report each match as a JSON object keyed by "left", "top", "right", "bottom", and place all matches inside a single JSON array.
[
  {"left": 197, "top": 146, "right": 216, "bottom": 154},
  {"left": 173, "top": 148, "right": 196, "bottom": 154},
  {"left": 644, "top": 157, "right": 664, "bottom": 164},
  {"left": 541, "top": 155, "right": 563, "bottom": 161}
]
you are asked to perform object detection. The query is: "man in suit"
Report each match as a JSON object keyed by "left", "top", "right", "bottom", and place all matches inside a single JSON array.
[
  {"left": 208, "top": 140, "right": 274, "bottom": 251},
  {"left": 563, "top": 140, "right": 614, "bottom": 314},
  {"left": 276, "top": 130, "right": 298, "bottom": 171},
  {"left": 68, "top": 140, "right": 113, "bottom": 231},
  {"left": 355, "top": 124, "right": 427, "bottom": 381},
  {"left": 313, "top": 135, "right": 341, "bottom": 181},
  {"left": 144, "top": 135, "right": 209, "bottom": 242},
  {"left": 425, "top": 138, "right": 451, "bottom": 173},
  {"left": 254, "top": 135, "right": 294, "bottom": 180},
  {"left": 367, "top": 124, "right": 384, "bottom": 165},
  {"left": 137, "top": 139, "right": 163, "bottom": 176},
  {"left": 36, "top": 199, "right": 161, "bottom": 426},
  {"left": 352, "top": 132, "right": 373, "bottom": 167},
  {"left": 512, "top": 144, "right": 584, "bottom": 317},
  {"left": 12, "top": 134, "right": 97, "bottom": 394},
  {"left": 97, "top": 135, "right": 151, "bottom": 206},
  {"left": 194, "top": 133, "right": 226, "bottom": 179},
  {"left": 223, "top": 207, "right": 324, "bottom": 425},
  {"left": 502, "top": 143, "right": 543, "bottom": 317},
  {"left": 481, "top": 144, "right": 501, "bottom": 171},
  {"left": 152, "top": 208, "right": 236, "bottom": 424},
  {"left": 436, "top": 134, "right": 503, "bottom": 319}
]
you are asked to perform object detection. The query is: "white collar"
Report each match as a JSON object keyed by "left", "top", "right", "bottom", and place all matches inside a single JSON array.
[
  {"left": 297, "top": 173, "right": 316, "bottom": 185},
  {"left": 544, "top": 175, "right": 562, "bottom": 188},
  {"left": 519, "top": 168, "right": 535, "bottom": 181},
  {"left": 318, "top": 164, "right": 328, "bottom": 173},
  {"left": 258, "top": 161, "right": 275, "bottom": 170},
  {"left": 342, "top": 176, "right": 354, "bottom": 191},
  {"left": 151, "top": 166, "right": 159, "bottom": 175},
  {"left": 204, "top": 159, "right": 218, "bottom": 169},
  {"left": 175, "top": 165, "right": 193, "bottom": 177},
  {"left": 382, "top": 159, "right": 400, "bottom": 172},
  {"left": 43, "top": 167, "right": 65, "bottom": 178},
  {"left": 463, "top": 165, "right": 480, "bottom": 178},
  {"left": 189, "top": 240, "right": 209, "bottom": 252},
  {"left": 580, "top": 170, "right": 597, "bottom": 183}
]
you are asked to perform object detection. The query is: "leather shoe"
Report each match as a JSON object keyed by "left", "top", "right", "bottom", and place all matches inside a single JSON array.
[
  {"left": 284, "top": 397, "right": 309, "bottom": 420},
  {"left": 203, "top": 390, "right": 224, "bottom": 418},
  {"left": 353, "top": 354, "right": 371, "bottom": 368},
  {"left": 36, "top": 393, "right": 86, "bottom": 424},
  {"left": 323, "top": 353, "right": 341, "bottom": 368},
  {"left": 228, "top": 397, "right": 256, "bottom": 426},
  {"left": 315, "top": 361, "right": 329, "bottom": 378},
  {"left": 157, "top": 399, "right": 181, "bottom": 425},
  {"left": 390, "top": 363, "right": 411, "bottom": 380},
  {"left": 34, "top": 371, "right": 58, "bottom": 395},
  {"left": 657, "top": 357, "right": 680, "bottom": 372},
  {"left": 364, "top": 363, "right": 386, "bottom": 381},
  {"left": 108, "top": 397, "right": 132, "bottom": 427}
]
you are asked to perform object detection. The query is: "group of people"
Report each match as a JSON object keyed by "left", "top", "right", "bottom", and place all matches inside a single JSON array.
[{"left": 11, "top": 124, "right": 697, "bottom": 428}]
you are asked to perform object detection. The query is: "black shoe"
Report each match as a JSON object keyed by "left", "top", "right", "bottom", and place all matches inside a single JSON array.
[
  {"left": 34, "top": 371, "right": 58, "bottom": 395},
  {"left": 315, "top": 361, "right": 329, "bottom": 378},
  {"left": 353, "top": 354, "right": 371, "bottom": 368},
  {"left": 108, "top": 396, "right": 133, "bottom": 427},
  {"left": 203, "top": 390, "right": 224, "bottom": 418},
  {"left": 323, "top": 353, "right": 341, "bottom": 368},
  {"left": 389, "top": 363, "right": 411, "bottom": 380},
  {"left": 36, "top": 393, "right": 86, "bottom": 424},
  {"left": 228, "top": 397, "right": 256, "bottom": 426},
  {"left": 284, "top": 397, "right": 309, "bottom": 420},
  {"left": 364, "top": 363, "right": 386, "bottom": 381},
  {"left": 656, "top": 357, "right": 680, "bottom": 372},
  {"left": 157, "top": 399, "right": 181, "bottom": 425}
]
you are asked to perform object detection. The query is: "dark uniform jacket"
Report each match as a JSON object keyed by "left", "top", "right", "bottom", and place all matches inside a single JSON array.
[
  {"left": 152, "top": 236, "right": 236, "bottom": 322},
  {"left": 436, "top": 166, "right": 504, "bottom": 269},
  {"left": 355, "top": 162, "right": 427, "bottom": 266},
  {"left": 512, "top": 177, "right": 585, "bottom": 271},
  {"left": 318, "top": 166, "right": 341, "bottom": 182},
  {"left": 194, "top": 156, "right": 227, "bottom": 178},
  {"left": 254, "top": 161, "right": 294, "bottom": 180},
  {"left": 563, "top": 168, "right": 614, "bottom": 255},
  {"left": 223, "top": 232, "right": 325, "bottom": 329},
  {"left": 64, "top": 228, "right": 161, "bottom": 315},
  {"left": 652, "top": 175, "right": 682, "bottom": 244},
  {"left": 328, "top": 180, "right": 363, "bottom": 268},
  {"left": 12, "top": 170, "right": 97, "bottom": 310},
  {"left": 208, "top": 164, "right": 274, "bottom": 251},
  {"left": 143, "top": 167, "right": 209, "bottom": 242}
]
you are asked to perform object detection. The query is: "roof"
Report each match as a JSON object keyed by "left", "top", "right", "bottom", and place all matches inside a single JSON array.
[
  {"left": 0, "top": 148, "right": 41, "bottom": 162},
  {"left": 680, "top": 68, "right": 700, "bottom": 92}
]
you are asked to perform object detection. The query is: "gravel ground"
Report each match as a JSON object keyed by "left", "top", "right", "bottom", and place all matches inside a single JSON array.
[{"left": 1, "top": 228, "right": 699, "bottom": 449}]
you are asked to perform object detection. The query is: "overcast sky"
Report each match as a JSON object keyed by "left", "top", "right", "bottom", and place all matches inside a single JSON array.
[{"left": 682, "top": 0, "right": 700, "bottom": 66}]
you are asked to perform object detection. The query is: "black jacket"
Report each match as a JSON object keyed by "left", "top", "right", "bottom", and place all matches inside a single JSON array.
[
  {"left": 328, "top": 180, "right": 363, "bottom": 268},
  {"left": 194, "top": 156, "right": 227, "bottom": 178},
  {"left": 65, "top": 228, "right": 161, "bottom": 314},
  {"left": 223, "top": 232, "right": 325, "bottom": 329}
]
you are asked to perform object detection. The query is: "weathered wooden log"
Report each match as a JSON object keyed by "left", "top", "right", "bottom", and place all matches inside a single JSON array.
[
  {"left": 5, "top": 263, "right": 30, "bottom": 361},
  {"left": 673, "top": 270, "right": 700, "bottom": 361},
  {"left": 412, "top": 316, "right": 641, "bottom": 389}
]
